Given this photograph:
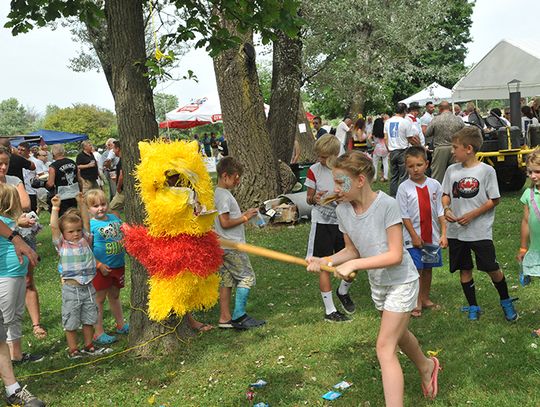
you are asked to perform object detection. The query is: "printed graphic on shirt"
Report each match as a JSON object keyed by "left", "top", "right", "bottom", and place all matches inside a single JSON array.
[
  {"left": 389, "top": 122, "right": 399, "bottom": 139},
  {"left": 97, "top": 222, "right": 122, "bottom": 240},
  {"left": 452, "top": 177, "right": 480, "bottom": 199}
]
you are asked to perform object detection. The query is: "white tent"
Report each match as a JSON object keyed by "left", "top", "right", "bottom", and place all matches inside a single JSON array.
[
  {"left": 399, "top": 82, "right": 452, "bottom": 106},
  {"left": 452, "top": 39, "right": 540, "bottom": 101}
]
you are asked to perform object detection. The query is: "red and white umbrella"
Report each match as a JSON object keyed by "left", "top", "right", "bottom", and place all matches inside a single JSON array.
[
  {"left": 159, "top": 96, "right": 222, "bottom": 129},
  {"left": 159, "top": 95, "right": 270, "bottom": 129}
]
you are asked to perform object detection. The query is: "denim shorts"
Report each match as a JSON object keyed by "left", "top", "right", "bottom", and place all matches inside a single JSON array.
[{"left": 62, "top": 283, "right": 98, "bottom": 330}]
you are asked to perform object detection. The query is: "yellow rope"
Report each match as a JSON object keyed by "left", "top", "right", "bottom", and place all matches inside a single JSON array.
[{"left": 18, "top": 303, "right": 188, "bottom": 380}]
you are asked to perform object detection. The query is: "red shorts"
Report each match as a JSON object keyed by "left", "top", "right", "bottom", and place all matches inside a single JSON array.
[{"left": 92, "top": 266, "right": 125, "bottom": 291}]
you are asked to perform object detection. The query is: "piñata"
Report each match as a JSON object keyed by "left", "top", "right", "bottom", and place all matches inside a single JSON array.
[{"left": 122, "top": 139, "right": 222, "bottom": 321}]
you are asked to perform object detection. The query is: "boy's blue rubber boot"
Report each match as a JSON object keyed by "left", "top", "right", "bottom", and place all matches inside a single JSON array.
[
  {"left": 500, "top": 297, "right": 518, "bottom": 322},
  {"left": 461, "top": 305, "right": 481, "bottom": 321}
]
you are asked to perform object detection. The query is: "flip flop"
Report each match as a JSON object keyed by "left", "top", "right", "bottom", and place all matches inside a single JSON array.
[
  {"left": 411, "top": 308, "right": 422, "bottom": 318},
  {"left": 421, "top": 356, "right": 441, "bottom": 400},
  {"left": 422, "top": 303, "right": 441, "bottom": 310}
]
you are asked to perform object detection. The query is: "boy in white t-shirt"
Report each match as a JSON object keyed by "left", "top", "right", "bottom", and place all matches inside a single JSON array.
[
  {"left": 397, "top": 146, "right": 447, "bottom": 317},
  {"left": 385, "top": 103, "right": 418, "bottom": 197},
  {"left": 305, "top": 135, "right": 354, "bottom": 322},
  {"left": 214, "top": 157, "right": 265, "bottom": 330},
  {"left": 442, "top": 127, "right": 517, "bottom": 322}
]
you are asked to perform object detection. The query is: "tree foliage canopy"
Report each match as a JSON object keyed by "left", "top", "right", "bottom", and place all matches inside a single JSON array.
[
  {"left": 0, "top": 98, "right": 32, "bottom": 136},
  {"left": 6, "top": 0, "right": 303, "bottom": 56},
  {"left": 302, "top": 0, "right": 474, "bottom": 116},
  {"left": 42, "top": 103, "right": 117, "bottom": 146}
]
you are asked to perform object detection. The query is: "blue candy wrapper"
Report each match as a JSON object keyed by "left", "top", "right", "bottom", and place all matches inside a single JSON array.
[{"left": 322, "top": 391, "right": 342, "bottom": 400}]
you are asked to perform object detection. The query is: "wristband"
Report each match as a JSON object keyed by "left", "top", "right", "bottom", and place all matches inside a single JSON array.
[
  {"left": 242, "top": 216, "right": 248, "bottom": 223},
  {"left": 52, "top": 207, "right": 60, "bottom": 211},
  {"left": 519, "top": 247, "right": 528, "bottom": 253},
  {"left": 443, "top": 206, "right": 451, "bottom": 213},
  {"left": 7, "top": 230, "right": 20, "bottom": 242},
  {"left": 323, "top": 256, "right": 333, "bottom": 267}
]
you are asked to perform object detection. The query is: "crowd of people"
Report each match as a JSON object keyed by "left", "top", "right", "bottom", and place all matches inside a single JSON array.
[
  {"left": 0, "top": 96, "right": 538, "bottom": 405},
  {"left": 0, "top": 136, "right": 129, "bottom": 406}
]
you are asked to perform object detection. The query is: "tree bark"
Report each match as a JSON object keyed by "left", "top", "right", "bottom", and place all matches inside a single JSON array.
[
  {"left": 267, "top": 31, "right": 302, "bottom": 164},
  {"left": 106, "top": 0, "right": 188, "bottom": 353},
  {"left": 213, "top": 21, "right": 279, "bottom": 208},
  {"left": 348, "top": 89, "right": 365, "bottom": 121},
  {"left": 296, "top": 100, "right": 316, "bottom": 163}
]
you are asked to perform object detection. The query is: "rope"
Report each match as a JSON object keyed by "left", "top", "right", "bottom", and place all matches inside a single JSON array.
[{"left": 18, "top": 303, "right": 188, "bottom": 380}]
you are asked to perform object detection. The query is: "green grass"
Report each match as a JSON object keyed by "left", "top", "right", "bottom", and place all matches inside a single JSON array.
[{"left": 13, "top": 182, "right": 540, "bottom": 406}]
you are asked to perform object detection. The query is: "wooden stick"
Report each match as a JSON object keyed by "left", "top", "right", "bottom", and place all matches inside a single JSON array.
[{"left": 219, "top": 238, "right": 357, "bottom": 281}]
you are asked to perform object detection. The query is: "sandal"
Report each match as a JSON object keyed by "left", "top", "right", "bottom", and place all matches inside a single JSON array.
[
  {"left": 32, "top": 324, "right": 47, "bottom": 340},
  {"left": 116, "top": 323, "right": 129, "bottom": 334},
  {"left": 531, "top": 329, "right": 540, "bottom": 338},
  {"left": 94, "top": 332, "right": 117, "bottom": 345},
  {"left": 411, "top": 308, "right": 422, "bottom": 318},
  {"left": 421, "top": 356, "right": 441, "bottom": 400}
]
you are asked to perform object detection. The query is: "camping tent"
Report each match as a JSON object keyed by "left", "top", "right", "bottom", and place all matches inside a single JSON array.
[
  {"left": 399, "top": 82, "right": 453, "bottom": 106},
  {"left": 452, "top": 39, "right": 540, "bottom": 101},
  {"left": 159, "top": 95, "right": 273, "bottom": 129},
  {"left": 7, "top": 129, "right": 88, "bottom": 147}
]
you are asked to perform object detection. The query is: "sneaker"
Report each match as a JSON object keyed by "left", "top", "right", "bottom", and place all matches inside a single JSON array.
[
  {"left": 12, "top": 352, "right": 44, "bottom": 365},
  {"left": 6, "top": 385, "right": 45, "bottom": 407},
  {"left": 81, "top": 346, "right": 113, "bottom": 357},
  {"left": 94, "top": 332, "right": 117, "bottom": 345},
  {"left": 116, "top": 323, "right": 129, "bottom": 334},
  {"left": 67, "top": 349, "right": 83, "bottom": 360},
  {"left": 324, "top": 311, "right": 350, "bottom": 323},
  {"left": 336, "top": 288, "right": 356, "bottom": 314},
  {"left": 231, "top": 314, "right": 266, "bottom": 330},
  {"left": 461, "top": 305, "right": 481, "bottom": 321},
  {"left": 500, "top": 297, "right": 519, "bottom": 321}
]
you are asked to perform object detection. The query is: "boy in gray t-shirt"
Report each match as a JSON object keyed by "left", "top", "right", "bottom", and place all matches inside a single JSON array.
[
  {"left": 442, "top": 127, "right": 517, "bottom": 322},
  {"left": 213, "top": 157, "right": 265, "bottom": 330}
]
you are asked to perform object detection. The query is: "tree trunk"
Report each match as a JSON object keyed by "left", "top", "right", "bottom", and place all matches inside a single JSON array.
[
  {"left": 213, "top": 21, "right": 279, "bottom": 208},
  {"left": 267, "top": 31, "right": 302, "bottom": 165},
  {"left": 349, "top": 90, "right": 365, "bottom": 121},
  {"left": 296, "top": 100, "right": 316, "bottom": 163},
  {"left": 106, "top": 0, "right": 188, "bottom": 353}
]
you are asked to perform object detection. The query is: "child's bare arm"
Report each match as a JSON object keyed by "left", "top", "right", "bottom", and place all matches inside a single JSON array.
[
  {"left": 49, "top": 195, "right": 62, "bottom": 240},
  {"left": 442, "top": 193, "right": 458, "bottom": 222},
  {"left": 517, "top": 205, "right": 530, "bottom": 261},
  {"left": 218, "top": 208, "right": 258, "bottom": 229},
  {"left": 438, "top": 215, "right": 448, "bottom": 248},
  {"left": 402, "top": 218, "right": 422, "bottom": 247},
  {"left": 76, "top": 192, "right": 90, "bottom": 232}
]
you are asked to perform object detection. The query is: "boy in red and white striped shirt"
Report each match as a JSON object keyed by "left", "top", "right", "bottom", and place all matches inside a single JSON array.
[{"left": 396, "top": 146, "right": 447, "bottom": 317}]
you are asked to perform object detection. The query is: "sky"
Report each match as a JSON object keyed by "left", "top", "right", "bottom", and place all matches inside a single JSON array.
[{"left": 0, "top": 0, "right": 539, "bottom": 115}]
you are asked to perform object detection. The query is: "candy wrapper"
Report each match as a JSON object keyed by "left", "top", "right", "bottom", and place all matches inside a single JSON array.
[{"left": 322, "top": 391, "right": 342, "bottom": 400}]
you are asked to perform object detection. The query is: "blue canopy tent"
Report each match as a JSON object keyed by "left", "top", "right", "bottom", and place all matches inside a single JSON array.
[
  {"left": 31, "top": 129, "right": 88, "bottom": 144},
  {"left": 8, "top": 130, "right": 88, "bottom": 147}
]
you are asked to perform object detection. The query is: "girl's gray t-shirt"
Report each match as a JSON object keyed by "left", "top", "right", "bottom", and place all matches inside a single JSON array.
[{"left": 336, "top": 191, "right": 419, "bottom": 286}]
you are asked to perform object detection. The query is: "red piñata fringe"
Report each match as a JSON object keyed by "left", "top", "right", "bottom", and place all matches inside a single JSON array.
[{"left": 122, "top": 224, "right": 223, "bottom": 279}]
